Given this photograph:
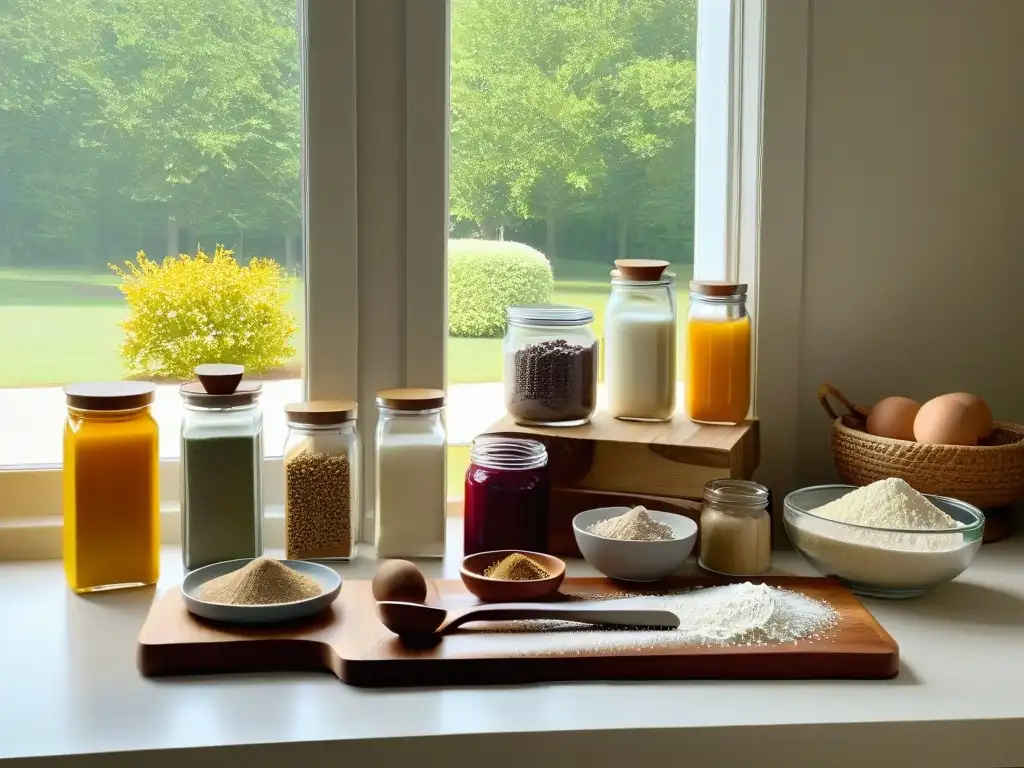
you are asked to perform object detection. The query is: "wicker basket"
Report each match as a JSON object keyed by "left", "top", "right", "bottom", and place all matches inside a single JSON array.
[{"left": 818, "top": 383, "right": 1024, "bottom": 509}]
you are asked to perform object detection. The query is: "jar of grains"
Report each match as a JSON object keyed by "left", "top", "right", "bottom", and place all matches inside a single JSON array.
[
  {"left": 503, "top": 305, "right": 598, "bottom": 427},
  {"left": 375, "top": 388, "right": 447, "bottom": 558},
  {"left": 180, "top": 364, "right": 264, "bottom": 571},
  {"left": 698, "top": 479, "right": 771, "bottom": 576},
  {"left": 283, "top": 401, "right": 360, "bottom": 560},
  {"left": 63, "top": 382, "right": 160, "bottom": 593},
  {"left": 464, "top": 436, "right": 549, "bottom": 556}
]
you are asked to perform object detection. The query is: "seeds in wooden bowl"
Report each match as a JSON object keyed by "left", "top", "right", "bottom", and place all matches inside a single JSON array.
[{"left": 483, "top": 552, "right": 551, "bottom": 581}]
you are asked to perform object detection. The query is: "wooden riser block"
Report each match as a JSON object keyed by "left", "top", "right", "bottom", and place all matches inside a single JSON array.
[{"left": 484, "top": 413, "right": 759, "bottom": 557}]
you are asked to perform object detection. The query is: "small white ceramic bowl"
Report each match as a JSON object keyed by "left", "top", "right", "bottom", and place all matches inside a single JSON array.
[{"left": 572, "top": 507, "right": 698, "bottom": 582}]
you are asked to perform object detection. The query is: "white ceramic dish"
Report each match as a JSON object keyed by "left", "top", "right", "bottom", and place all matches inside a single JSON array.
[
  {"left": 572, "top": 507, "right": 698, "bottom": 582},
  {"left": 182, "top": 558, "right": 342, "bottom": 624}
]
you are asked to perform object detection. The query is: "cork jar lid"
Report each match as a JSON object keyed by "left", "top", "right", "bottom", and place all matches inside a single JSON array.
[
  {"left": 612, "top": 259, "right": 671, "bottom": 282},
  {"left": 689, "top": 280, "right": 748, "bottom": 298},
  {"left": 64, "top": 381, "right": 155, "bottom": 411},
  {"left": 286, "top": 400, "right": 358, "bottom": 425},
  {"left": 375, "top": 388, "right": 446, "bottom": 411},
  {"left": 180, "top": 363, "right": 261, "bottom": 407}
]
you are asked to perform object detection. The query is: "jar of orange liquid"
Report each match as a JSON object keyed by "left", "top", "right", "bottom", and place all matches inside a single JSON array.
[
  {"left": 685, "top": 281, "right": 751, "bottom": 425},
  {"left": 63, "top": 382, "right": 159, "bottom": 593}
]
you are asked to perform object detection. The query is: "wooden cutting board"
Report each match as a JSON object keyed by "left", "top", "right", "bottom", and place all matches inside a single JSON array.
[{"left": 138, "top": 576, "right": 899, "bottom": 686}]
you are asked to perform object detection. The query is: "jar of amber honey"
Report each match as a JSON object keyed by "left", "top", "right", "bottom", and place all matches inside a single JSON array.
[
  {"left": 63, "top": 382, "right": 159, "bottom": 593},
  {"left": 685, "top": 281, "right": 752, "bottom": 425}
]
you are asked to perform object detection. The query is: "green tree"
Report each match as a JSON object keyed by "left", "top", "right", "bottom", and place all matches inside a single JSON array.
[
  {"left": 450, "top": 0, "right": 698, "bottom": 263},
  {"left": 0, "top": 0, "right": 300, "bottom": 269},
  {"left": 97, "top": 0, "right": 300, "bottom": 257}
]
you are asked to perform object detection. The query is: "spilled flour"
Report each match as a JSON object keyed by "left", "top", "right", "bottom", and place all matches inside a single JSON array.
[{"left": 488, "top": 583, "right": 839, "bottom": 656}]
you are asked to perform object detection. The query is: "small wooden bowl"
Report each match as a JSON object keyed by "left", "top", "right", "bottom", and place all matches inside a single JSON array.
[{"left": 460, "top": 550, "right": 565, "bottom": 602}]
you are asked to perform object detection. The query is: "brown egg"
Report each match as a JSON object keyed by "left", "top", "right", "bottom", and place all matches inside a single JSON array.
[
  {"left": 946, "top": 392, "right": 993, "bottom": 440},
  {"left": 913, "top": 395, "right": 978, "bottom": 446},
  {"left": 371, "top": 559, "right": 428, "bottom": 604},
  {"left": 865, "top": 396, "right": 920, "bottom": 441}
]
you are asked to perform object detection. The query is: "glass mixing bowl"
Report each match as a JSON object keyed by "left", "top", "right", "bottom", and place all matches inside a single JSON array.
[{"left": 784, "top": 485, "right": 985, "bottom": 599}]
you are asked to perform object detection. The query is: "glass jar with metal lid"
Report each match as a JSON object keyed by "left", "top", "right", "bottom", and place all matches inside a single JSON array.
[
  {"left": 63, "top": 381, "right": 160, "bottom": 593},
  {"left": 605, "top": 259, "right": 677, "bottom": 421},
  {"left": 685, "top": 280, "right": 751, "bottom": 425},
  {"left": 503, "top": 304, "right": 598, "bottom": 427},
  {"left": 375, "top": 388, "right": 447, "bottom": 558},
  {"left": 283, "top": 400, "right": 360, "bottom": 561},
  {"left": 179, "top": 364, "right": 263, "bottom": 570},
  {"left": 464, "top": 436, "right": 549, "bottom": 556},
  {"left": 699, "top": 479, "right": 771, "bottom": 576}
]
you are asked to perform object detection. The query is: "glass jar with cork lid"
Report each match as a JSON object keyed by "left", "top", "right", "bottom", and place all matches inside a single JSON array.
[
  {"left": 503, "top": 304, "right": 598, "bottom": 427},
  {"left": 375, "top": 388, "right": 447, "bottom": 558},
  {"left": 63, "top": 381, "right": 160, "bottom": 593},
  {"left": 685, "top": 280, "right": 752, "bottom": 425},
  {"left": 605, "top": 259, "right": 677, "bottom": 421},
  {"left": 698, "top": 479, "right": 771, "bottom": 576},
  {"left": 283, "top": 401, "right": 360, "bottom": 561},
  {"left": 180, "top": 364, "right": 263, "bottom": 570}
]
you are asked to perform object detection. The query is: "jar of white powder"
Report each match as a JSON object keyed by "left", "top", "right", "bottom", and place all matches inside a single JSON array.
[
  {"left": 374, "top": 388, "right": 447, "bottom": 558},
  {"left": 699, "top": 479, "right": 771, "bottom": 576}
]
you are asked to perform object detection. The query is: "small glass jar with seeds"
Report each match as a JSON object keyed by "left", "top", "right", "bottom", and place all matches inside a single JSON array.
[
  {"left": 283, "top": 400, "right": 360, "bottom": 560},
  {"left": 503, "top": 305, "right": 598, "bottom": 427}
]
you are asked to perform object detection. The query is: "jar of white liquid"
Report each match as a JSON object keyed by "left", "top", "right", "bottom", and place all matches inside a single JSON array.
[
  {"left": 604, "top": 259, "right": 677, "bottom": 421},
  {"left": 374, "top": 388, "right": 447, "bottom": 558}
]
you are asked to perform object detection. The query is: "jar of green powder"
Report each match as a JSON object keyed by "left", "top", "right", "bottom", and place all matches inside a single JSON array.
[{"left": 180, "top": 364, "right": 264, "bottom": 571}]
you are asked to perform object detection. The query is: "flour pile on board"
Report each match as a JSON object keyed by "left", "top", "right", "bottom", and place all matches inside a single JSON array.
[
  {"left": 498, "top": 583, "right": 839, "bottom": 656},
  {"left": 672, "top": 582, "right": 837, "bottom": 645}
]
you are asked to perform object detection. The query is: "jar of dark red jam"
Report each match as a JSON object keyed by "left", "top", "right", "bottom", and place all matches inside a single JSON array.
[{"left": 464, "top": 437, "right": 549, "bottom": 555}]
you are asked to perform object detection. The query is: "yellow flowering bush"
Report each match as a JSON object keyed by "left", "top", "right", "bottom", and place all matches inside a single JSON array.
[{"left": 110, "top": 245, "right": 298, "bottom": 379}]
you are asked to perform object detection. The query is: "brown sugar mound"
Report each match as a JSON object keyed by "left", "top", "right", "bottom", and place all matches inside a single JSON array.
[
  {"left": 197, "top": 557, "right": 322, "bottom": 605},
  {"left": 483, "top": 552, "right": 551, "bottom": 581}
]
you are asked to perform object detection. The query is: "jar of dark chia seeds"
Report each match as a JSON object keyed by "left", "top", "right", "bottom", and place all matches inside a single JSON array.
[
  {"left": 503, "top": 305, "right": 598, "bottom": 426},
  {"left": 180, "top": 364, "right": 263, "bottom": 570},
  {"left": 283, "top": 401, "right": 360, "bottom": 561}
]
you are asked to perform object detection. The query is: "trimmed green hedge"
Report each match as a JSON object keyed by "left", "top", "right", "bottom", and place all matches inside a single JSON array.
[{"left": 448, "top": 239, "right": 553, "bottom": 337}]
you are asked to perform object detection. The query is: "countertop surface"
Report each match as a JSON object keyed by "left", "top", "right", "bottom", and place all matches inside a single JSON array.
[{"left": 4, "top": 520, "right": 1024, "bottom": 767}]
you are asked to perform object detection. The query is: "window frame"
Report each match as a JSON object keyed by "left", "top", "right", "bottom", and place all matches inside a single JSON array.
[{"left": 0, "top": 0, "right": 808, "bottom": 559}]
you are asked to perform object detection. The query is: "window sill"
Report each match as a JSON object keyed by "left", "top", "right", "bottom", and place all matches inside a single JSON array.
[
  {"left": 1, "top": 518, "right": 1023, "bottom": 765},
  {"left": 0, "top": 501, "right": 465, "bottom": 562}
]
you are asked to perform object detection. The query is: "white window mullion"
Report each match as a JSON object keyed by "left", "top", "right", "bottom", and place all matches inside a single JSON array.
[
  {"left": 302, "top": 0, "right": 359, "bottom": 403},
  {"left": 742, "top": 0, "right": 810, "bottom": 504},
  {"left": 404, "top": 0, "right": 449, "bottom": 388}
]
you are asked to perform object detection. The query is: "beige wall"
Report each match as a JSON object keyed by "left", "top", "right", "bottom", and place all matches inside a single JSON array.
[{"left": 796, "top": 0, "right": 1024, "bottom": 484}]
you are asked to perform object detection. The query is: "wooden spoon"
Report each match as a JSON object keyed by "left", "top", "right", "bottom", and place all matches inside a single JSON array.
[{"left": 375, "top": 600, "right": 680, "bottom": 637}]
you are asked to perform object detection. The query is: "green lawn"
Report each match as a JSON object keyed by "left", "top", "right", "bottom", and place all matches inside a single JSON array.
[{"left": 0, "top": 260, "right": 692, "bottom": 388}]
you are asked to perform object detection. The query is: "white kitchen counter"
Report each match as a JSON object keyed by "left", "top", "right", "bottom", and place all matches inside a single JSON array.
[{"left": 3, "top": 521, "right": 1024, "bottom": 768}]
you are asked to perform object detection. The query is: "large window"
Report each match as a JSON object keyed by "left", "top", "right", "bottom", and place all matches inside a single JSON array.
[{"left": 1, "top": 0, "right": 778, "bottom": 555}]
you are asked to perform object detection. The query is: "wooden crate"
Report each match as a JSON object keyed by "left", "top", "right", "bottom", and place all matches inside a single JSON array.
[{"left": 482, "top": 412, "right": 760, "bottom": 556}]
